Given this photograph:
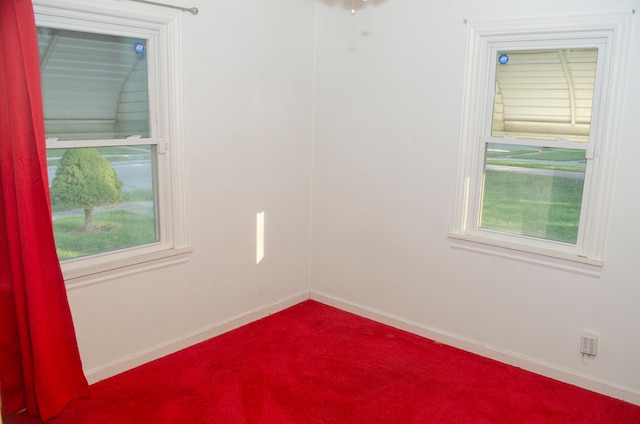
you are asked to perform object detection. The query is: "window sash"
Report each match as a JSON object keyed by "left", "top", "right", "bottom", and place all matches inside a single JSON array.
[
  {"left": 40, "top": 23, "right": 167, "bottom": 262},
  {"left": 470, "top": 136, "right": 592, "bottom": 255}
]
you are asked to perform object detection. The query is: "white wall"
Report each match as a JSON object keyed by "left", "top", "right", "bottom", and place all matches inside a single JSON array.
[
  {"left": 66, "top": 0, "right": 316, "bottom": 380},
  {"left": 310, "top": 0, "right": 640, "bottom": 403}
]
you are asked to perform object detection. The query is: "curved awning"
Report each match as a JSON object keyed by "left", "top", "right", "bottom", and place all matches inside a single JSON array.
[
  {"left": 37, "top": 27, "right": 149, "bottom": 141},
  {"left": 492, "top": 48, "right": 598, "bottom": 143}
]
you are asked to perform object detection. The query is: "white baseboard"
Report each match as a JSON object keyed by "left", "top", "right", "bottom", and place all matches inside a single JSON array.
[
  {"left": 84, "top": 290, "right": 310, "bottom": 384},
  {"left": 310, "top": 289, "right": 640, "bottom": 406}
]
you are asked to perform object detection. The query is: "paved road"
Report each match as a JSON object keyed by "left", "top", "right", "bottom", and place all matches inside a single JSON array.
[
  {"left": 47, "top": 159, "right": 154, "bottom": 219},
  {"left": 486, "top": 164, "right": 585, "bottom": 180},
  {"left": 47, "top": 159, "right": 153, "bottom": 192}
]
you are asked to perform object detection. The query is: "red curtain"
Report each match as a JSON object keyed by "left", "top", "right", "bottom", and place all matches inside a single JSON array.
[{"left": 0, "top": 0, "right": 90, "bottom": 421}]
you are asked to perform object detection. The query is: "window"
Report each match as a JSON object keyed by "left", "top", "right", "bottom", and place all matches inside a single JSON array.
[
  {"left": 35, "top": 1, "right": 190, "bottom": 284},
  {"left": 480, "top": 47, "right": 597, "bottom": 246},
  {"left": 450, "top": 13, "right": 632, "bottom": 275}
]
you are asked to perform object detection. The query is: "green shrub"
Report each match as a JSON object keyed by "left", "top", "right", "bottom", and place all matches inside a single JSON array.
[{"left": 50, "top": 148, "right": 123, "bottom": 232}]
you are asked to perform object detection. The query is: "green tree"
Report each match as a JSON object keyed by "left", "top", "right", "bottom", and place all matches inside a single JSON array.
[{"left": 50, "top": 148, "right": 123, "bottom": 232}]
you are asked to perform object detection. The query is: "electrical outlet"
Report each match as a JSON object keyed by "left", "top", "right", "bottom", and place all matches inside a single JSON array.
[{"left": 580, "top": 333, "right": 598, "bottom": 356}]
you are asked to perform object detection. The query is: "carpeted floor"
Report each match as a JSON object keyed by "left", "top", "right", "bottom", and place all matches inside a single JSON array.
[{"left": 6, "top": 300, "right": 640, "bottom": 423}]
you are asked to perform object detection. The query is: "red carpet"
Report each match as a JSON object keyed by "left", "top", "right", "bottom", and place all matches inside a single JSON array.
[{"left": 6, "top": 300, "right": 640, "bottom": 423}]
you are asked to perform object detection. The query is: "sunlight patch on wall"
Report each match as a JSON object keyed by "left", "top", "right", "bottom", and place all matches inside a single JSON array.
[{"left": 256, "top": 211, "right": 265, "bottom": 264}]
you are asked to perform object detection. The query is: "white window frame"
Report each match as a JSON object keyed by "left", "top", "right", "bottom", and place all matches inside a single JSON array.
[
  {"left": 34, "top": 0, "right": 191, "bottom": 287},
  {"left": 450, "top": 13, "right": 633, "bottom": 276}
]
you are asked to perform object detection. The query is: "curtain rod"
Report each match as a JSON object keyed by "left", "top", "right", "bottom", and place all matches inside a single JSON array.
[{"left": 128, "top": 0, "right": 198, "bottom": 15}]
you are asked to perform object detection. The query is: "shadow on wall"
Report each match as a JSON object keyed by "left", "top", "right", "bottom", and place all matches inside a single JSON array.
[{"left": 319, "top": 0, "right": 389, "bottom": 14}]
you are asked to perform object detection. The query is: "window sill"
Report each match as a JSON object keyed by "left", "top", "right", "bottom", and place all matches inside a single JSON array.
[
  {"left": 63, "top": 247, "right": 193, "bottom": 290},
  {"left": 448, "top": 233, "right": 603, "bottom": 277}
]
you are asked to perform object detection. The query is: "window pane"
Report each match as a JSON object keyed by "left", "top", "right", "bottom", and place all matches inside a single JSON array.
[
  {"left": 37, "top": 27, "right": 149, "bottom": 140},
  {"left": 480, "top": 143, "right": 586, "bottom": 244},
  {"left": 47, "top": 146, "right": 158, "bottom": 260},
  {"left": 492, "top": 48, "right": 597, "bottom": 142}
]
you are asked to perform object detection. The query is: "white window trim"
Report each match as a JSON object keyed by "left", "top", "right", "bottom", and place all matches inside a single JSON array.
[
  {"left": 34, "top": 0, "right": 191, "bottom": 287},
  {"left": 450, "top": 12, "right": 633, "bottom": 276}
]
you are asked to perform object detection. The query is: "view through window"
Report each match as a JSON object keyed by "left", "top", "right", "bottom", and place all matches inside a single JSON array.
[
  {"left": 39, "top": 27, "right": 159, "bottom": 260},
  {"left": 478, "top": 48, "right": 597, "bottom": 246}
]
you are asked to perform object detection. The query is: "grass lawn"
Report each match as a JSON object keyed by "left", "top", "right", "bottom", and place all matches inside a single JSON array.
[
  {"left": 53, "top": 209, "right": 156, "bottom": 260},
  {"left": 481, "top": 169, "right": 584, "bottom": 243}
]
